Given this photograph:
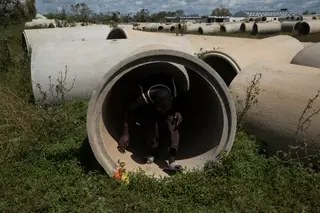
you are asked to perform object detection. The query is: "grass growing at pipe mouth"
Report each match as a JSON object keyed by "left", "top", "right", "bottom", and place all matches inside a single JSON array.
[{"left": 1, "top": 24, "right": 320, "bottom": 213}]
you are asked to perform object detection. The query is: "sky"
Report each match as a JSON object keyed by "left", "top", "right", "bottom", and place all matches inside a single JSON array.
[{"left": 35, "top": 0, "right": 320, "bottom": 15}]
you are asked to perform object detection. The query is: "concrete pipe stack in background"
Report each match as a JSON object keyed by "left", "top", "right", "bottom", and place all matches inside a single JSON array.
[
  {"left": 198, "top": 23, "right": 220, "bottom": 35},
  {"left": 281, "top": 21, "right": 300, "bottom": 32},
  {"left": 239, "top": 22, "right": 255, "bottom": 32},
  {"left": 220, "top": 22, "right": 242, "bottom": 33},
  {"left": 251, "top": 21, "right": 281, "bottom": 35},
  {"left": 185, "top": 23, "right": 204, "bottom": 34},
  {"left": 296, "top": 20, "right": 320, "bottom": 35},
  {"left": 143, "top": 23, "right": 164, "bottom": 32}
]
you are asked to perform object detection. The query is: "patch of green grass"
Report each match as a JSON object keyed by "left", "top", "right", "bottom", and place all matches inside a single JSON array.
[{"left": 0, "top": 23, "right": 320, "bottom": 213}]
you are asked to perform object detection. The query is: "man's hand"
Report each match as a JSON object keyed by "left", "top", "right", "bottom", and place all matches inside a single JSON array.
[
  {"left": 168, "top": 112, "right": 182, "bottom": 131},
  {"left": 117, "top": 133, "right": 130, "bottom": 153},
  {"left": 173, "top": 112, "right": 182, "bottom": 127}
]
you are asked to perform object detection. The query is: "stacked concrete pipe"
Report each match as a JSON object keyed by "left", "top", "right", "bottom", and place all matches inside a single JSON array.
[
  {"left": 229, "top": 61, "right": 320, "bottom": 156},
  {"left": 30, "top": 37, "right": 193, "bottom": 104},
  {"left": 144, "top": 23, "right": 164, "bottom": 32},
  {"left": 197, "top": 35, "right": 304, "bottom": 86},
  {"left": 220, "top": 22, "right": 242, "bottom": 33},
  {"left": 185, "top": 23, "right": 203, "bottom": 34},
  {"left": 239, "top": 22, "right": 254, "bottom": 33},
  {"left": 291, "top": 42, "right": 320, "bottom": 69},
  {"left": 86, "top": 48, "right": 237, "bottom": 178},
  {"left": 162, "top": 23, "right": 179, "bottom": 32},
  {"left": 281, "top": 21, "right": 299, "bottom": 32},
  {"left": 251, "top": 21, "right": 281, "bottom": 35},
  {"left": 22, "top": 25, "right": 110, "bottom": 54},
  {"left": 198, "top": 23, "right": 220, "bottom": 35},
  {"left": 296, "top": 20, "right": 320, "bottom": 35}
]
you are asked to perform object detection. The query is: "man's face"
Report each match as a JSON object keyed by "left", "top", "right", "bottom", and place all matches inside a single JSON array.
[{"left": 156, "top": 103, "right": 171, "bottom": 114}]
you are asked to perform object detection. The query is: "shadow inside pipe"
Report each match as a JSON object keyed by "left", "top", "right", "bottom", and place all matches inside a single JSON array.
[
  {"left": 102, "top": 62, "right": 224, "bottom": 168},
  {"left": 202, "top": 55, "right": 238, "bottom": 86},
  {"left": 298, "top": 22, "right": 310, "bottom": 35},
  {"left": 106, "top": 27, "right": 127, "bottom": 39},
  {"left": 239, "top": 23, "right": 246, "bottom": 32}
]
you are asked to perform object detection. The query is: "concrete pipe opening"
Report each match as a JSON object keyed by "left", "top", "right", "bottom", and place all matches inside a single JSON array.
[
  {"left": 261, "top": 16, "right": 267, "bottom": 21},
  {"left": 294, "top": 22, "right": 301, "bottom": 31},
  {"left": 201, "top": 52, "right": 240, "bottom": 86},
  {"left": 298, "top": 22, "right": 310, "bottom": 35},
  {"left": 240, "top": 23, "right": 246, "bottom": 32},
  {"left": 198, "top": 27, "right": 204, "bottom": 35},
  {"left": 169, "top": 26, "right": 176, "bottom": 32},
  {"left": 249, "top": 18, "right": 254, "bottom": 21},
  {"left": 220, "top": 25, "right": 226, "bottom": 33},
  {"left": 87, "top": 49, "right": 237, "bottom": 178},
  {"left": 252, "top": 23, "right": 258, "bottom": 35},
  {"left": 21, "top": 31, "right": 29, "bottom": 53},
  {"left": 158, "top": 26, "right": 164, "bottom": 32},
  {"left": 106, "top": 27, "right": 127, "bottom": 39}
]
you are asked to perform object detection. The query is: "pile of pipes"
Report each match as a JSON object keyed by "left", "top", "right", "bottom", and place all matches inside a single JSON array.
[
  {"left": 23, "top": 24, "right": 320, "bottom": 178},
  {"left": 134, "top": 16, "right": 320, "bottom": 36}
]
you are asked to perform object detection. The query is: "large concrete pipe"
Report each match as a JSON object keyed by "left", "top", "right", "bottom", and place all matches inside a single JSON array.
[
  {"left": 86, "top": 48, "right": 237, "bottom": 178},
  {"left": 220, "top": 22, "right": 242, "bottom": 33},
  {"left": 281, "top": 21, "right": 299, "bottom": 32},
  {"left": 302, "top": 16, "right": 318, "bottom": 21},
  {"left": 30, "top": 37, "right": 193, "bottom": 104},
  {"left": 144, "top": 23, "right": 164, "bottom": 32},
  {"left": 162, "top": 23, "right": 178, "bottom": 32},
  {"left": 198, "top": 35, "right": 304, "bottom": 86},
  {"left": 229, "top": 61, "right": 320, "bottom": 156},
  {"left": 291, "top": 42, "right": 320, "bottom": 69},
  {"left": 22, "top": 25, "right": 110, "bottom": 54},
  {"left": 239, "top": 22, "right": 254, "bottom": 32},
  {"left": 186, "top": 23, "right": 203, "bottom": 34},
  {"left": 252, "top": 21, "right": 281, "bottom": 35},
  {"left": 297, "top": 20, "right": 320, "bottom": 35},
  {"left": 198, "top": 23, "right": 220, "bottom": 35}
]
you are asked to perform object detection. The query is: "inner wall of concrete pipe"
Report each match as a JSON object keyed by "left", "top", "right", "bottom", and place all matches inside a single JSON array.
[
  {"left": 220, "top": 25, "right": 227, "bottom": 33},
  {"left": 158, "top": 26, "right": 164, "bottom": 32},
  {"left": 298, "top": 22, "right": 311, "bottom": 35},
  {"left": 201, "top": 52, "right": 240, "bottom": 86},
  {"left": 87, "top": 49, "right": 237, "bottom": 177},
  {"left": 106, "top": 27, "right": 127, "bottom": 39},
  {"left": 239, "top": 23, "right": 246, "bottom": 32}
]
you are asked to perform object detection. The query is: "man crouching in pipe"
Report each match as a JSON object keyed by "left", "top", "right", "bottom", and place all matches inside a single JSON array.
[{"left": 117, "top": 74, "right": 183, "bottom": 172}]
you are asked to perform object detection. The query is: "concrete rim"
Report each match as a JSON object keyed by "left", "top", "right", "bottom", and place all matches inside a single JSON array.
[
  {"left": 201, "top": 51, "right": 242, "bottom": 74},
  {"left": 87, "top": 49, "right": 237, "bottom": 177}
]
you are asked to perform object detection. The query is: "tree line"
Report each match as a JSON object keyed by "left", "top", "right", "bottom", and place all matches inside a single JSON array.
[
  {"left": 0, "top": 0, "right": 233, "bottom": 27},
  {"left": 0, "top": 0, "right": 36, "bottom": 27},
  {"left": 44, "top": 3, "right": 232, "bottom": 24}
]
